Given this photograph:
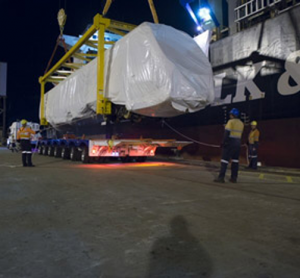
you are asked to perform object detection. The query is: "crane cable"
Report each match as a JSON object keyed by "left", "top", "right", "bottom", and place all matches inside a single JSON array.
[
  {"left": 162, "top": 120, "right": 220, "bottom": 148},
  {"left": 148, "top": 0, "right": 159, "bottom": 23},
  {"left": 102, "top": 0, "right": 159, "bottom": 23},
  {"left": 162, "top": 119, "right": 249, "bottom": 163},
  {"left": 44, "top": 9, "right": 71, "bottom": 75},
  {"left": 102, "top": 0, "right": 113, "bottom": 16}
]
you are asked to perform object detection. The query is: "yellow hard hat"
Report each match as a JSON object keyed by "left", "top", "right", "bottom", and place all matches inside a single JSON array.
[
  {"left": 21, "top": 119, "right": 27, "bottom": 125},
  {"left": 251, "top": 121, "right": 257, "bottom": 126}
]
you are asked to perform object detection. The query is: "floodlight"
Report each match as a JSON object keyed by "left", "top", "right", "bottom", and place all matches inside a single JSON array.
[{"left": 198, "top": 7, "right": 212, "bottom": 21}]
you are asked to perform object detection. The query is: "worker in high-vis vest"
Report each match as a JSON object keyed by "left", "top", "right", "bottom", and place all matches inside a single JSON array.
[
  {"left": 214, "top": 108, "right": 244, "bottom": 183},
  {"left": 17, "top": 119, "right": 36, "bottom": 167},
  {"left": 247, "top": 121, "right": 260, "bottom": 170}
]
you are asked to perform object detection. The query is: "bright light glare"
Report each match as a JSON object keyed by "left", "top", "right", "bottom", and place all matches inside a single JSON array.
[
  {"left": 185, "top": 3, "right": 200, "bottom": 25},
  {"left": 196, "top": 25, "right": 202, "bottom": 31},
  {"left": 76, "top": 162, "right": 182, "bottom": 169},
  {"left": 198, "top": 8, "right": 212, "bottom": 21}
]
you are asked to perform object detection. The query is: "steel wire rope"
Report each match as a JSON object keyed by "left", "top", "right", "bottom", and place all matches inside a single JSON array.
[
  {"left": 162, "top": 119, "right": 250, "bottom": 164},
  {"left": 162, "top": 120, "right": 220, "bottom": 148}
]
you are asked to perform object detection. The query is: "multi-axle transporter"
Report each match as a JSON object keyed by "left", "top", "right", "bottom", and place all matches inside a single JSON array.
[{"left": 37, "top": 136, "right": 191, "bottom": 163}]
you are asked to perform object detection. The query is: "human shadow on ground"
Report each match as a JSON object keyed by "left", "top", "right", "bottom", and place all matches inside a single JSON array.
[{"left": 147, "top": 215, "right": 213, "bottom": 278}]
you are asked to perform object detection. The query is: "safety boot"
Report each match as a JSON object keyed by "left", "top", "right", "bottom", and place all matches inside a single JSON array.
[
  {"left": 27, "top": 154, "right": 35, "bottom": 167},
  {"left": 214, "top": 177, "right": 225, "bottom": 183},
  {"left": 22, "top": 153, "right": 27, "bottom": 167}
]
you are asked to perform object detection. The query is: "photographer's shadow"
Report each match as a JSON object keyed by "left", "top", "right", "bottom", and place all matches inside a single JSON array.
[{"left": 147, "top": 215, "right": 213, "bottom": 278}]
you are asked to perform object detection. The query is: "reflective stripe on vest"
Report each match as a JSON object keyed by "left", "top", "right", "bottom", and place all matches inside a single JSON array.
[
  {"left": 225, "top": 119, "right": 244, "bottom": 139},
  {"left": 18, "top": 127, "right": 35, "bottom": 140}
]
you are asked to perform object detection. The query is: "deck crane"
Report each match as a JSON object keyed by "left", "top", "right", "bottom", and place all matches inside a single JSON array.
[{"left": 102, "top": 0, "right": 159, "bottom": 24}]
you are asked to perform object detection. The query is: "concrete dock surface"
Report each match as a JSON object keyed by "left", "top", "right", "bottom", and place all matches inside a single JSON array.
[{"left": 1, "top": 148, "right": 300, "bottom": 277}]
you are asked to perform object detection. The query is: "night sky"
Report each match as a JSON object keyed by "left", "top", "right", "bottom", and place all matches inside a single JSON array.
[{"left": 0, "top": 0, "right": 197, "bottom": 126}]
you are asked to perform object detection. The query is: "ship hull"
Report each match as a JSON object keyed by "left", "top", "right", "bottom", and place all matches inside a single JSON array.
[{"left": 51, "top": 104, "right": 300, "bottom": 169}]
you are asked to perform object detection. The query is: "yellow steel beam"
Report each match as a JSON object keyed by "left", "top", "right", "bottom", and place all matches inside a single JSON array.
[
  {"left": 102, "top": 0, "right": 113, "bottom": 16},
  {"left": 93, "top": 13, "right": 110, "bottom": 30},
  {"left": 39, "top": 81, "right": 48, "bottom": 125},
  {"left": 40, "top": 13, "right": 115, "bottom": 124},
  {"left": 104, "top": 41, "right": 115, "bottom": 45},
  {"left": 49, "top": 75, "right": 66, "bottom": 79},
  {"left": 73, "top": 53, "right": 92, "bottom": 57},
  {"left": 73, "top": 53, "right": 92, "bottom": 62},
  {"left": 106, "top": 27, "right": 126, "bottom": 37},
  {"left": 56, "top": 70, "right": 73, "bottom": 75},
  {"left": 110, "top": 20, "right": 136, "bottom": 32},
  {"left": 90, "top": 14, "right": 112, "bottom": 115},
  {"left": 48, "top": 75, "right": 66, "bottom": 80},
  {"left": 85, "top": 41, "right": 98, "bottom": 49},
  {"left": 62, "top": 63, "right": 84, "bottom": 69},
  {"left": 46, "top": 77, "right": 66, "bottom": 83},
  {"left": 40, "top": 21, "right": 98, "bottom": 83},
  {"left": 74, "top": 53, "right": 98, "bottom": 58},
  {"left": 96, "top": 20, "right": 111, "bottom": 115},
  {"left": 83, "top": 53, "right": 98, "bottom": 57},
  {"left": 148, "top": 0, "right": 159, "bottom": 23}
]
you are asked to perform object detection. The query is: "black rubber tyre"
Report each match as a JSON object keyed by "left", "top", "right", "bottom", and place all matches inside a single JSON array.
[
  {"left": 70, "top": 146, "right": 78, "bottom": 161},
  {"left": 42, "top": 145, "right": 48, "bottom": 155},
  {"left": 121, "top": 156, "right": 132, "bottom": 163},
  {"left": 54, "top": 146, "right": 61, "bottom": 158},
  {"left": 136, "top": 156, "right": 147, "bottom": 162},
  {"left": 81, "top": 146, "right": 90, "bottom": 164},
  {"left": 48, "top": 146, "right": 54, "bottom": 156},
  {"left": 98, "top": 157, "right": 106, "bottom": 163},
  {"left": 38, "top": 145, "right": 43, "bottom": 155},
  {"left": 61, "top": 147, "right": 70, "bottom": 160}
]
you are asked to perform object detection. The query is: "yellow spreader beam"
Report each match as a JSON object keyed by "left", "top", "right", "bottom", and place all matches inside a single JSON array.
[{"left": 39, "top": 13, "right": 137, "bottom": 126}]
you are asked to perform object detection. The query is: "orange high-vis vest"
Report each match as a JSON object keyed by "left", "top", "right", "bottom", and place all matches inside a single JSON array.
[
  {"left": 17, "top": 126, "right": 36, "bottom": 140},
  {"left": 248, "top": 129, "right": 260, "bottom": 144}
]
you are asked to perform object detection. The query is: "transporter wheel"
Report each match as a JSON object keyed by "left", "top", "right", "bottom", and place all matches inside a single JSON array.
[
  {"left": 81, "top": 146, "right": 90, "bottom": 164},
  {"left": 136, "top": 156, "right": 147, "bottom": 162},
  {"left": 54, "top": 146, "right": 61, "bottom": 158},
  {"left": 70, "top": 146, "right": 79, "bottom": 161},
  {"left": 38, "top": 145, "right": 43, "bottom": 155},
  {"left": 61, "top": 147, "right": 70, "bottom": 160},
  {"left": 48, "top": 146, "right": 54, "bottom": 156},
  {"left": 98, "top": 157, "right": 107, "bottom": 163},
  {"left": 42, "top": 145, "right": 48, "bottom": 155},
  {"left": 121, "top": 156, "right": 132, "bottom": 163},
  {"left": 93, "top": 157, "right": 106, "bottom": 163}
]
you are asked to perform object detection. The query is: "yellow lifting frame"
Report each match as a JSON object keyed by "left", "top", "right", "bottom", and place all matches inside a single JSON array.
[
  {"left": 94, "top": 15, "right": 111, "bottom": 115},
  {"left": 39, "top": 14, "right": 136, "bottom": 125},
  {"left": 40, "top": 81, "right": 47, "bottom": 125}
]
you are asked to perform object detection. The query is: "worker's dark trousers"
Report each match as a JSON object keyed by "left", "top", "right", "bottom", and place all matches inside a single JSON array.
[
  {"left": 248, "top": 144, "right": 258, "bottom": 169},
  {"left": 20, "top": 140, "right": 33, "bottom": 166},
  {"left": 218, "top": 140, "right": 241, "bottom": 180}
]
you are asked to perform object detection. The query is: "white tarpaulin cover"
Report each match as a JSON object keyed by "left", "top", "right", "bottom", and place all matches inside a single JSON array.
[
  {"left": 43, "top": 22, "right": 214, "bottom": 126},
  {"left": 193, "top": 30, "right": 211, "bottom": 57}
]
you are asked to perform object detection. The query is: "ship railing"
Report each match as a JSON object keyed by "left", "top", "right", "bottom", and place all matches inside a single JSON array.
[{"left": 235, "top": 0, "right": 282, "bottom": 22}]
